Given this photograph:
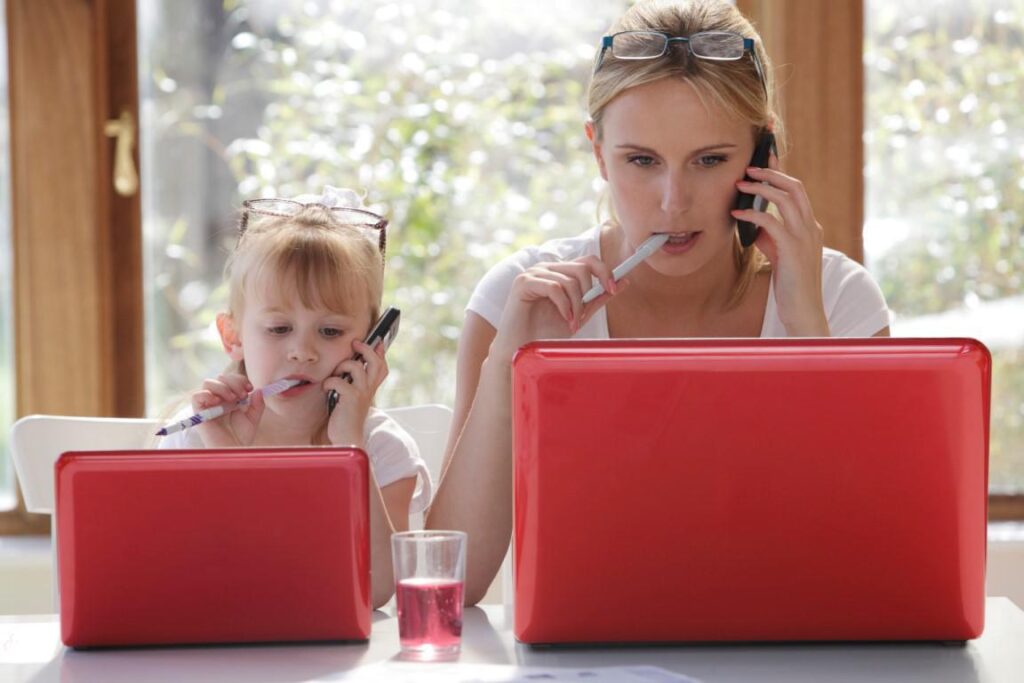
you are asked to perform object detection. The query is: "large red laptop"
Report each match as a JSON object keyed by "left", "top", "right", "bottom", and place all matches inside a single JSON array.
[
  {"left": 55, "top": 447, "right": 371, "bottom": 647},
  {"left": 512, "top": 338, "right": 989, "bottom": 643}
]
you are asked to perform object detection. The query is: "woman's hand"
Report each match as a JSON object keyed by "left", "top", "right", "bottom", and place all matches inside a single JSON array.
[
  {"left": 731, "top": 155, "right": 829, "bottom": 336},
  {"left": 324, "top": 340, "right": 389, "bottom": 447},
  {"left": 190, "top": 373, "right": 265, "bottom": 447},
  {"left": 490, "top": 256, "right": 621, "bottom": 363}
]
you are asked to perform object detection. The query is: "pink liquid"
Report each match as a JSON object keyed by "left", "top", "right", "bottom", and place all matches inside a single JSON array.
[{"left": 396, "top": 578, "right": 464, "bottom": 655}]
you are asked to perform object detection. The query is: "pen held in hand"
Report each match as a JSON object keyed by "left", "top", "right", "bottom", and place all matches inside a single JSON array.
[
  {"left": 155, "top": 377, "right": 307, "bottom": 437},
  {"left": 581, "top": 232, "right": 670, "bottom": 304}
]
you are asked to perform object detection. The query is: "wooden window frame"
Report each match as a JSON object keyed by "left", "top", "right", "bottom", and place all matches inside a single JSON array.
[{"left": 0, "top": 0, "right": 142, "bottom": 535}]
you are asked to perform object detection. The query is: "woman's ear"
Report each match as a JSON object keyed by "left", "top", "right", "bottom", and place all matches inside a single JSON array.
[
  {"left": 585, "top": 121, "right": 609, "bottom": 181},
  {"left": 216, "top": 313, "right": 244, "bottom": 362}
]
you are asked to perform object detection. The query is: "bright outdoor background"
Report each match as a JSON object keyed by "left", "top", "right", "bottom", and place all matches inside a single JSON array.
[
  {"left": 0, "top": 0, "right": 1021, "bottom": 503},
  {"left": 864, "top": 0, "right": 1024, "bottom": 491}
]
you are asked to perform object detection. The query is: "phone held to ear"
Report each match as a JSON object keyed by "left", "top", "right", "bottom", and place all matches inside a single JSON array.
[
  {"left": 326, "top": 307, "right": 401, "bottom": 415},
  {"left": 734, "top": 131, "right": 776, "bottom": 248}
]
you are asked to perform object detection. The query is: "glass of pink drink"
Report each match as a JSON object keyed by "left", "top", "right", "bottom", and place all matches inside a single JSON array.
[{"left": 391, "top": 530, "right": 467, "bottom": 660}]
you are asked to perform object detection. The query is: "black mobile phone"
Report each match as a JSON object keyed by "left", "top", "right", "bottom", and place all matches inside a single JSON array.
[
  {"left": 327, "top": 307, "right": 401, "bottom": 414},
  {"left": 734, "top": 131, "right": 776, "bottom": 248}
]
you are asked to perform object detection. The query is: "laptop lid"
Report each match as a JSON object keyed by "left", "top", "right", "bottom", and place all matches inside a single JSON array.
[
  {"left": 55, "top": 447, "right": 370, "bottom": 647},
  {"left": 512, "top": 338, "right": 990, "bottom": 644}
]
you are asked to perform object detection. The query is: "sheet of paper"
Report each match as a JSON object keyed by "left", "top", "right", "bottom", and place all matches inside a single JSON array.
[{"left": 318, "top": 662, "right": 701, "bottom": 683}]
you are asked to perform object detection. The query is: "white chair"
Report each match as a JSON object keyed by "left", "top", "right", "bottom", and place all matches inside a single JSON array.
[{"left": 9, "top": 405, "right": 453, "bottom": 609}]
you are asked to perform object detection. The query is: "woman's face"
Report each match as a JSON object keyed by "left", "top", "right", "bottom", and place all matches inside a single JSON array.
[{"left": 591, "top": 77, "right": 756, "bottom": 277}]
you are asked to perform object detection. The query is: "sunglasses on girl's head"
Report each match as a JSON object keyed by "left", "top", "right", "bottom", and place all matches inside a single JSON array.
[{"left": 239, "top": 198, "right": 388, "bottom": 256}]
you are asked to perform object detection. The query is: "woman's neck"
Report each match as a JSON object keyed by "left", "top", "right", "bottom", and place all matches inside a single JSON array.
[{"left": 602, "top": 224, "right": 740, "bottom": 319}]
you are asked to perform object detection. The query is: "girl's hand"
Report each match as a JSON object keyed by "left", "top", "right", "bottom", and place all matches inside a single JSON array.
[
  {"left": 324, "top": 340, "right": 389, "bottom": 447},
  {"left": 490, "top": 256, "right": 621, "bottom": 363},
  {"left": 189, "top": 373, "right": 265, "bottom": 447},
  {"left": 731, "top": 155, "right": 830, "bottom": 336}
]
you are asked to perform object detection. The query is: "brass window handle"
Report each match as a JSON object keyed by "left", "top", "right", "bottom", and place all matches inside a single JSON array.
[{"left": 104, "top": 109, "right": 139, "bottom": 197}]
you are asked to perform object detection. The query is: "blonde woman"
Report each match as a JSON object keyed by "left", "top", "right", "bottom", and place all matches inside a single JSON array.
[{"left": 427, "top": 0, "right": 891, "bottom": 604}]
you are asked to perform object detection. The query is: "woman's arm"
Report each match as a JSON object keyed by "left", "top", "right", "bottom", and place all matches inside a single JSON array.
[
  {"left": 369, "top": 476, "right": 415, "bottom": 609},
  {"left": 428, "top": 258, "right": 618, "bottom": 605},
  {"left": 427, "top": 313, "right": 510, "bottom": 605}
]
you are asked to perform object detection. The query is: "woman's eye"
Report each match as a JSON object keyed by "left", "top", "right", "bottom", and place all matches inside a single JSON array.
[
  {"left": 320, "top": 328, "right": 344, "bottom": 338},
  {"left": 696, "top": 154, "right": 727, "bottom": 168},
  {"left": 267, "top": 325, "right": 290, "bottom": 335},
  {"left": 627, "top": 154, "right": 656, "bottom": 168}
]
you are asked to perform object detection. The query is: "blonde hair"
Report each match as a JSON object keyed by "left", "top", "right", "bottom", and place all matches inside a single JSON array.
[
  {"left": 225, "top": 203, "right": 383, "bottom": 361},
  {"left": 221, "top": 204, "right": 384, "bottom": 444},
  {"left": 589, "top": 0, "right": 780, "bottom": 307}
]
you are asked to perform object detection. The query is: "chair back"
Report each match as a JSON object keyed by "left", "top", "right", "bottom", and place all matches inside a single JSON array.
[{"left": 11, "top": 415, "right": 162, "bottom": 514}]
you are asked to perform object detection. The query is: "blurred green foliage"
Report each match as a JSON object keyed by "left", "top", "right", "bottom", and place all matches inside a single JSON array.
[
  {"left": 865, "top": 0, "right": 1024, "bottom": 490},
  {"left": 135, "top": 0, "right": 1023, "bottom": 499}
]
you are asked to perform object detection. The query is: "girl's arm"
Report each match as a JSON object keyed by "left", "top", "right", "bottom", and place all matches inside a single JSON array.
[{"left": 369, "top": 476, "right": 415, "bottom": 609}]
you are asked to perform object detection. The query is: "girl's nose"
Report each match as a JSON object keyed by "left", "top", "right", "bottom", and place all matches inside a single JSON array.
[{"left": 287, "top": 340, "right": 318, "bottom": 363}]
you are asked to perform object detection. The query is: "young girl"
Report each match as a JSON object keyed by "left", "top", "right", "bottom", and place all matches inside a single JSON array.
[
  {"left": 161, "top": 187, "right": 431, "bottom": 609},
  {"left": 426, "top": 0, "right": 891, "bottom": 604}
]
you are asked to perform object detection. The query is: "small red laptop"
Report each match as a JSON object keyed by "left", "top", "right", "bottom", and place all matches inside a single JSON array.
[
  {"left": 512, "top": 338, "right": 989, "bottom": 644},
  {"left": 55, "top": 447, "right": 371, "bottom": 647}
]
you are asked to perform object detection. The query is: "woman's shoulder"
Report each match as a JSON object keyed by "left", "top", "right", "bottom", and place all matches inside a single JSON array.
[
  {"left": 819, "top": 247, "right": 891, "bottom": 336},
  {"left": 499, "top": 226, "right": 601, "bottom": 270},
  {"left": 467, "top": 226, "right": 601, "bottom": 326}
]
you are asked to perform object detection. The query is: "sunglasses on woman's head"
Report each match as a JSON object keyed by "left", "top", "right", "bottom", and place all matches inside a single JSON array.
[
  {"left": 595, "top": 30, "right": 767, "bottom": 100},
  {"left": 239, "top": 198, "right": 388, "bottom": 256}
]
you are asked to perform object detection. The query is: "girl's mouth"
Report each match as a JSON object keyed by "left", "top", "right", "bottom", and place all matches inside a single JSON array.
[{"left": 278, "top": 378, "right": 314, "bottom": 398}]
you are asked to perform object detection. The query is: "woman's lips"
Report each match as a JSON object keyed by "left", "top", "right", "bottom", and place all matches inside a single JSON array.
[{"left": 659, "top": 231, "right": 701, "bottom": 254}]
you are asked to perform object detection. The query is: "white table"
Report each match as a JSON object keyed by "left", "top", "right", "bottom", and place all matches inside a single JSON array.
[{"left": 2, "top": 598, "right": 1023, "bottom": 682}]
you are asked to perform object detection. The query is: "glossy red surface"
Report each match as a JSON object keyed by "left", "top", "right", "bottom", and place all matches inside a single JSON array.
[
  {"left": 512, "top": 339, "right": 990, "bottom": 643},
  {"left": 55, "top": 448, "right": 371, "bottom": 647}
]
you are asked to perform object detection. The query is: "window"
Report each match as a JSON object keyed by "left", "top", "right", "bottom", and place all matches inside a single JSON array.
[
  {"left": 865, "top": 0, "right": 1024, "bottom": 495},
  {"left": 139, "top": 0, "right": 628, "bottom": 414},
  {"left": 0, "top": 1, "right": 16, "bottom": 509}
]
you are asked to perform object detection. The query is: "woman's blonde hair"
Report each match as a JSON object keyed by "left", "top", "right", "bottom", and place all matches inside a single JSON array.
[
  {"left": 225, "top": 203, "right": 384, "bottom": 364},
  {"left": 588, "top": 0, "right": 780, "bottom": 307}
]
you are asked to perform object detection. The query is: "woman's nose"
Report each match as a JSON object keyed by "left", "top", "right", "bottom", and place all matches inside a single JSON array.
[{"left": 660, "top": 170, "right": 692, "bottom": 215}]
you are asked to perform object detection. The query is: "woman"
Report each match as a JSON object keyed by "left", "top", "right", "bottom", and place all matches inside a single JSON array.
[{"left": 427, "top": 0, "right": 890, "bottom": 604}]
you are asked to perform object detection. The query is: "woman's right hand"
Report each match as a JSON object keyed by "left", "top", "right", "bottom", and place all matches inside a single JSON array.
[
  {"left": 189, "top": 373, "right": 265, "bottom": 447},
  {"left": 490, "top": 256, "right": 621, "bottom": 363}
]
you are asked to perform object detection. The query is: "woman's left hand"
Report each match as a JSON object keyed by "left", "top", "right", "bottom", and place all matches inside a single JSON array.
[
  {"left": 731, "top": 154, "right": 829, "bottom": 336},
  {"left": 324, "top": 340, "right": 389, "bottom": 447}
]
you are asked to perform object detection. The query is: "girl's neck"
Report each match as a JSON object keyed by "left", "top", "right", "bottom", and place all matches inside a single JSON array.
[{"left": 252, "top": 406, "right": 321, "bottom": 446}]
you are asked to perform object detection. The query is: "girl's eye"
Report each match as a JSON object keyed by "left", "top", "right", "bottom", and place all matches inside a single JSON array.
[
  {"left": 627, "top": 154, "right": 656, "bottom": 168},
  {"left": 267, "top": 325, "right": 290, "bottom": 335},
  {"left": 696, "top": 154, "right": 727, "bottom": 168},
  {"left": 320, "top": 328, "right": 344, "bottom": 338}
]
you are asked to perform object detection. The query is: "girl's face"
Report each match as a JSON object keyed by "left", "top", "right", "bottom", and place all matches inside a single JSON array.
[
  {"left": 590, "top": 77, "right": 756, "bottom": 277},
  {"left": 222, "top": 276, "right": 372, "bottom": 415}
]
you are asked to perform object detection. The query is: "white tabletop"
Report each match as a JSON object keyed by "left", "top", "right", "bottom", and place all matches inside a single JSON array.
[{"left": 2, "top": 598, "right": 1023, "bottom": 682}]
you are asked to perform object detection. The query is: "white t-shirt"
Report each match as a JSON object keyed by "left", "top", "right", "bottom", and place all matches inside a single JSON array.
[
  {"left": 467, "top": 227, "right": 891, "bottom": 338},
  {"left": 160, "top": 406, "right": 433, "bottom": 515}
]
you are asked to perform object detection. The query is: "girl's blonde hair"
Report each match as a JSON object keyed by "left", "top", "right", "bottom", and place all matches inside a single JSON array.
[
  {"left": 222, "top": 204, "right": 384, "bottom": 445},
  {"left": 588, "top": 0, "right": 780, "bottom": 307},
  {"left": 225, "top": 203, "right": 384, "bottom": 366}
]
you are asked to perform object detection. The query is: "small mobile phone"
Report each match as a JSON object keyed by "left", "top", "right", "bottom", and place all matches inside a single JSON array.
[
  {"left": 327, "top": 307, "right": 401, "bottom": 414},
  {"left": 734, "top": 131, "right": 776, "bottom": 248}
]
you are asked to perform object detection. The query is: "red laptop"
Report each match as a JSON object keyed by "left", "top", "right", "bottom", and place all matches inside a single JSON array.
[
  {"left": 512, "top": 338, "right": 990, "bottom": 644},
  {"left": 55, "top": 447, "right": 371, "bottom": 647}
]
